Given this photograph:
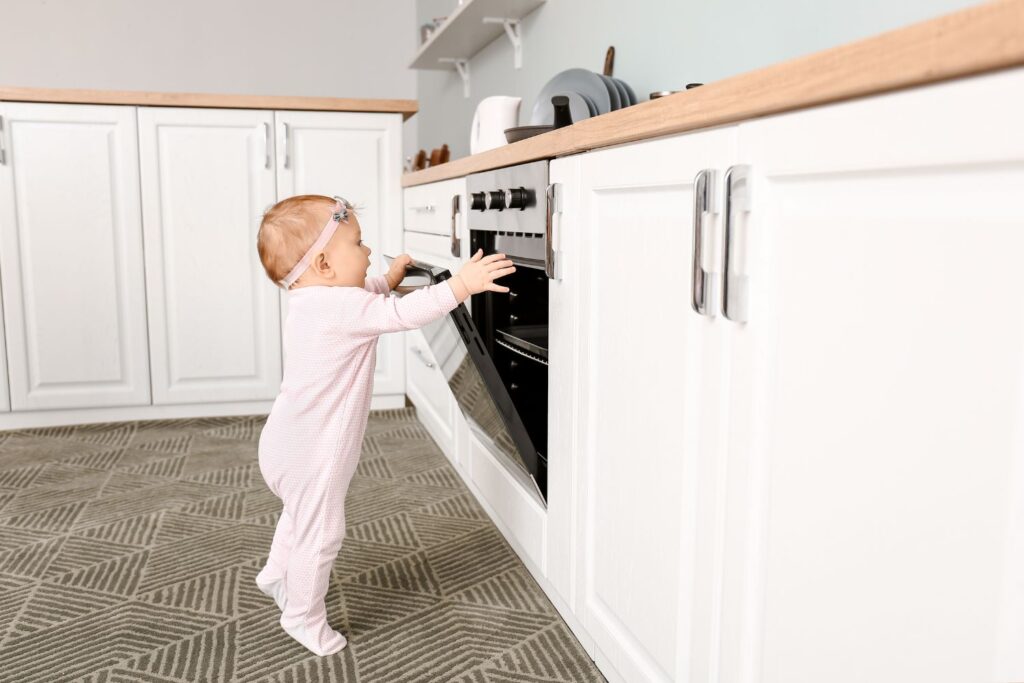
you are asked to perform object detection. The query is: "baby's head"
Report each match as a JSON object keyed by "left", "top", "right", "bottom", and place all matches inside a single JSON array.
[{"left": 257, "top": 194, "right": 371, "bottom": 290}]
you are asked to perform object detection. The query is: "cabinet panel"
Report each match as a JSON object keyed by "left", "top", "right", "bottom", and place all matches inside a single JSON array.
[
  {"left": 403, "top": 230, "right": 463, "bottom": 459},
  {"left": 571, "top": 127, "right": 737, "bottom": 682},
  {"left": 719, "top": 67, "right": 1024, "bottom": 683},
  {"left": 404, "top": 178, "right": 465, "bottom": 237},
  {"left": 0, "top": 102, "right": 150, "bottom": 410},
  {"left": 276, "top": 110, "right": 403, "bottom": 398},
  {"left": 138, "top": 107, "right": 279, "bottom": 404},
  {"left": 0, "top": 278, "right": 7, "bottom": 411}
]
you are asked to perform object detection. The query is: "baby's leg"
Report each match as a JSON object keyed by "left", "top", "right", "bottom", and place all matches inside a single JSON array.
[
  {"left": 279, "top": 469, "right": 350, "bottom": 656},
  {"left": 256, "top": 508, "right": 293, "bottom": 610}
]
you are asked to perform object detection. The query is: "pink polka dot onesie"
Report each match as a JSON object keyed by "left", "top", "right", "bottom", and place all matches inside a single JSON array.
[{"left": 256, "top": 274, "right": 458, "bottom": 655}]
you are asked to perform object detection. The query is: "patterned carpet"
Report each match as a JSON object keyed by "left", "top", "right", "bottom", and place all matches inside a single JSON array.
[{"left": 0, "top": 408, "right": 604, "bottom": 683}]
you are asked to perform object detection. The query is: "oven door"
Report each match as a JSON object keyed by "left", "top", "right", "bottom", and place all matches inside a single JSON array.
[{"left": 387, "top": 256, "right": 545, "bottom": 502}]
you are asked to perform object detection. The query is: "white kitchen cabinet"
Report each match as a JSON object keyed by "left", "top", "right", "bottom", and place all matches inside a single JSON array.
[
  {"left": 0, "top": 102, "right": 151, "bottom": 410},
  {"left": 276, "top": 110, "right": 404, "bottom": 406},
  {"left": 564, "top": 126, "right": 738, "bottom": 682},
  {"left": 403, "top": 229, "right": 464, "bottom": 460},
  {"left": 0, "top": 280, "right": 8, "bottom": 411},
  {"left": 402, "top": 177, "right": 469, "bottom": 458},
  {"left": 137, "top": 107, "right": 280, "bottom": 405},
  {"left": 711, "top": 67, "right": 1024, "bottom": 683}
]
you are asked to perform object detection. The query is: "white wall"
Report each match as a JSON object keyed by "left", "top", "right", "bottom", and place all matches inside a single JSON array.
[
  {"left": 416, "top": 0, "right": 983, "bottom": 160},
  {"left": 0, "top": 0, "right": 419, "bottom": 157}
]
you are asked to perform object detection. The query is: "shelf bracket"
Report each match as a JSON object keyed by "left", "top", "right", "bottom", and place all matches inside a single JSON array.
[
  {"left": 482, "top": 17, "right": 523, "bottom": 69},
  {"left": 439, "top": 58, "right": 471, "bottom": 98}
]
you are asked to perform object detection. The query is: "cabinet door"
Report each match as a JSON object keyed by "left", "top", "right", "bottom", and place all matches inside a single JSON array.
[
  {"left": 716, "top": 67, "right": 1024, "bottom": 683},
  {"left": 403, "top": 230, "right": 463, "bottom": 458},
  {"left": 570, "top": 127, "right": 737, "bottom": 682},
  {"left": 0, "top": 278, "right": 7, "bottom": 411},
  {"left": 0, "top": 102, "right": 150, "bottom": 410},
  {"left": 275, "top": 110, "right": 403, "bottom": 400},
  {"left": 138, "top": 107, "right": 279, "bottom": 405}
]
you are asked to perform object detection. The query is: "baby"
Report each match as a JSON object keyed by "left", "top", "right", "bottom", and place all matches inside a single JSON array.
[{"left": 254, "top": 194, "right": 514, "bottom": 656}]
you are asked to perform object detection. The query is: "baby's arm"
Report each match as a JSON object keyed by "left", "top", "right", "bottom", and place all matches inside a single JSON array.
[
  {"left": 363, "top": 274, "right": 391, "bottom": 294},
  {"left": 343, "top": 282, "right": 461, "bottom": 339},
  {"left": 342, "top": 250, "right": 515, "bottom": 339}
]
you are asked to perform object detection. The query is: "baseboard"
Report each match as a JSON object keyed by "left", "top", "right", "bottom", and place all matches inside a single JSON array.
[{"left": 0, "top": 393, "right": 408, "bottom": 431}]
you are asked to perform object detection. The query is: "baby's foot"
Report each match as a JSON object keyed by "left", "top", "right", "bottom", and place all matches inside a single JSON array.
[
  {"left": 280, "top": 617, "right": 348, "bottom": 657},
  {"left": 255, "top": 568, "right": 287, "bottom": 611}
]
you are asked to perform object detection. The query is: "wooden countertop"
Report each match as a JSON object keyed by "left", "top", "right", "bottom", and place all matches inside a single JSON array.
[
  {"left": 0, "top": 88, "right": 418, "bottom": 120},
  {"left": 403, "top": 0, "right": 1024, "bottom": 187}
]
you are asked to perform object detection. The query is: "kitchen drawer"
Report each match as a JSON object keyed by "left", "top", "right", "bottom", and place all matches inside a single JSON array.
[
  {"left": 468, "top": 430, "right": 546, "bottom": 571},
  {"left": 404, "top": 177, "right": 465, "bottom": 237},
  {"left": 406, "top": 328, "right": 456, "bottom": 460},
  {"left": 404, "top": 230, "right": 461, "bottom": 272}
]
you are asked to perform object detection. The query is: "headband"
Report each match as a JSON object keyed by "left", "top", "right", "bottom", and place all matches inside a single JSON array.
[{"left": 278, "top": 196, "right": 351, "bottom": 289}]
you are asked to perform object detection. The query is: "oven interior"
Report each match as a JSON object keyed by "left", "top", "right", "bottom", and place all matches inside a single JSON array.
[{"left": 470, "top": 230, "right": 549, "bottom": 492}]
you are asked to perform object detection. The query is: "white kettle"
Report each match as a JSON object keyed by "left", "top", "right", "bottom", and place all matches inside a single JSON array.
[{"left": 470, "top": 96, "right": 522, "bottom": 154}]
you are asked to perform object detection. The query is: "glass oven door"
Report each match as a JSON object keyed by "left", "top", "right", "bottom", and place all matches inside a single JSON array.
[{"left": 387, "top": 257, "right": 546, "bottom": 502}]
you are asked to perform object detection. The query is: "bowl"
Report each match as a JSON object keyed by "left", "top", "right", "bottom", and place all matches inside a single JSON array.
[{"left": 505, "top": 125, "right": 554, "bottom": 144}]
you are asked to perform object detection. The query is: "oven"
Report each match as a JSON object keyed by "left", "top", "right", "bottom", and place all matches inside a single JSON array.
[{"left": 390, "top": 160, "right": 553, "bottom": 503}]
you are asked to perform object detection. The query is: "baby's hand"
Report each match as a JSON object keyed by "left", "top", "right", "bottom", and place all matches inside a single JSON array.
[
  {"left": 385, "top": 254, "right": 413, "bottom": 290},
  {"left": 452, "top": 249, "right": 516, "bottom": 298}
]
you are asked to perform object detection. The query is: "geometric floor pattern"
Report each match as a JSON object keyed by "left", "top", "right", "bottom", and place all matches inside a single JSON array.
[{"left": 0, "top": 408, "right": 606, "bottom": 683}]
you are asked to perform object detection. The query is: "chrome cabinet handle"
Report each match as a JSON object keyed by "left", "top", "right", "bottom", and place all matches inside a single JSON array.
[
  {"left": 409, "top": 204, "right": 436, "bottom": 213},
  {"left": 691, "top": 168, "right": 719, "bottom": 317},
  {"left": 282, "top": 122, "right": 290, "bottom": 169},
  {"left": 545, "top": 183, "right": 562, "bottom": 280},
  {"left": 722, "top": 165, "right": 752, "bottom": 322},
  {"left": 263, "top": 122, "right": 271, "bottom": 170},
  {"left": 450, "top": 194, "right": 461, "bottom": 257},
  {"left": 411, "top": 346, "right": 435, "bottom": 369},
  {"left": 0, "top": 115, "right": 6, "bottom": 165}
]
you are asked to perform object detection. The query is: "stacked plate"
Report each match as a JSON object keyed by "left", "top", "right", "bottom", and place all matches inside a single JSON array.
[{"left": 529, "top": 68, "right": 638, "bottom": 126}]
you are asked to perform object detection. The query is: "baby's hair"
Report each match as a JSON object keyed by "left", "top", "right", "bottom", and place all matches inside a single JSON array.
[{"left": 256, "top": 195, "right": 361, "bottom": 289}]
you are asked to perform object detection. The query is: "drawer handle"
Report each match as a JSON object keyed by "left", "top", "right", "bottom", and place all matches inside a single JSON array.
[
  {"left": 411, "top": 346, "right": 435, "bottom": 368},
  {"left": 410, "top": 204, "right": 436, "bottom": 213}
]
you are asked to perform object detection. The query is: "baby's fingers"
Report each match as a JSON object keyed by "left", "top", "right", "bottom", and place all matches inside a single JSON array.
[
  {"left": 489, "top": 266, "right": 517, "bottom": 280},
  {"left": 485, "top": 259, "right": 516, "bottom": 272},
  {"left": 480, "top": 252, "right": 508, "bottom": 264},
  {"left": 488, "top": 283, "right": 511, "bottom": 293}
]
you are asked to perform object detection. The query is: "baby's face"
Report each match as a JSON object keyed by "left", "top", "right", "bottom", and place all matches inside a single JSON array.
[{"left": 321, "top": 213, "right": 372, "bottom": 287}]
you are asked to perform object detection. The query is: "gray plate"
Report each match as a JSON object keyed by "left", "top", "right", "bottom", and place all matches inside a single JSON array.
[
  {"left": 610, "top": 78, "right": 629, "bottom": 108},
  {"left": 530, "top": 90, "right": 594, "bottom": 126},
  {"left": 531, "top": 68, "right": 612, "bottom": 123},
  {"left": 597, "top": 73, "right": 622, "bottom": 110},
  {"left": 614, "top": 77, "right": 638, "bottom": 106},
  {"left": 580, "top": 92, "right": 598, "bottom": 117}
]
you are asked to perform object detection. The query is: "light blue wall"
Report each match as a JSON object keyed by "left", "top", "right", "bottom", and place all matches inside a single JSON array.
[{"left": 415, "top": 0, "right": 981, "bottom": 160}]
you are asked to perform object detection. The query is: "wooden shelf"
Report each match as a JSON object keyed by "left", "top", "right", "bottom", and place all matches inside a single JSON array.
[
  {"left": 410, "top": 0, "right": 545, "bottom": 71},
  {"left": 0, "top": 87, "right": 419, "bottom": 119}
]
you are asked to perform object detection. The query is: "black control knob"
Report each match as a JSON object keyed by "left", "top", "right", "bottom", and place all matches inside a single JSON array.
[
  {"left": 505, "top": 187, "right": 530, "bottom": 210},
  {"left": 487, "top": 191, "right": 506, "bottom": 211},
  {"left": 471, "top": 192, "right": 487, "bottom": 211}
]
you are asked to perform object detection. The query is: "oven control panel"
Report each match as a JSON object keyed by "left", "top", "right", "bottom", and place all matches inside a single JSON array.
[{"left": 467, "top": 160, "right": 548, "bottom": 234}]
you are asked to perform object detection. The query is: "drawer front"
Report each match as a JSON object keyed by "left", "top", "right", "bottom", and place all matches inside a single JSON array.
[
  {"left": 406, "top": 328, "right": 455, "bottom": 457},
  {"left": 404, "top": 178, "right": 465, "bottom": 236}
]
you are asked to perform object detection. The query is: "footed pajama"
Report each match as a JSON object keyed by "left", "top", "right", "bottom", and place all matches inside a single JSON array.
[{"left": 257, "top": 275, "right": 458, "bottom": 656}]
